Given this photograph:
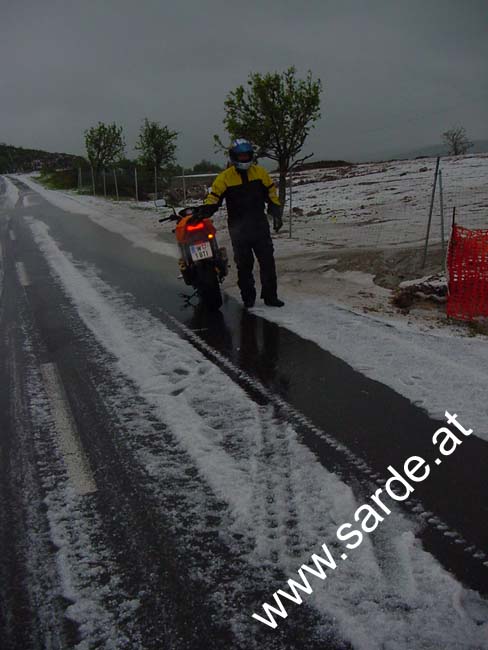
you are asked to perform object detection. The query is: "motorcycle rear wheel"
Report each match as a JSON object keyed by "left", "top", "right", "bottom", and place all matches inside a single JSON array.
[{"left": 195, "top": 262, "right": 223, "bottom": 311}]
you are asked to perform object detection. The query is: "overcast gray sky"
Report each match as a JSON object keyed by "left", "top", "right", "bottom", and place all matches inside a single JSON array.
[{"left": 1, "top": 0, "right": 487, "bottom": 165}]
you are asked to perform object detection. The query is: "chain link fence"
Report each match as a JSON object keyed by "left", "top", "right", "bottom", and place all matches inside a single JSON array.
[
  {"left": 73, "top": 165, "right": 166, "bottom": 201},
  {"left": 59, "top": 166, "right": 217, "bottom": 204}
]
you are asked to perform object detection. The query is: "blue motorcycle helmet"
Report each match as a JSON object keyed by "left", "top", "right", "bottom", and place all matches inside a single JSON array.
[{"left": 229, "top": 138, "right": 254, "bottom": 170}]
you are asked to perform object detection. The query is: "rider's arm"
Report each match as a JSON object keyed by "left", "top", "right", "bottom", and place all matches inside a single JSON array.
[
  {"left": 260, "top": 168, "right": 281, "bottom": 217},
  {"left": 259, "top": 167, "right": 283, "bottom": 232},
  {"left": 201, "top": 172, "right": 227, "bottom": 217}
]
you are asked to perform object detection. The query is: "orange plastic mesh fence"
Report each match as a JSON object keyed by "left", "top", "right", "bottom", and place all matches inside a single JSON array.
[{"left": 447, "top": 224, "right": 488, "bottom": 320}]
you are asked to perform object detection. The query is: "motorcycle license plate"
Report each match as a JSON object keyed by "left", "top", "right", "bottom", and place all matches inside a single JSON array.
[{"left": 190, "top": 242, "right": 212, "bottom": 261}]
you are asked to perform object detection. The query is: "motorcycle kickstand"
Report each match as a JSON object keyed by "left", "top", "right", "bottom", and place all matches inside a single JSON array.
[{"left": 179, "top": 290, "right": 199, "bottom": 307}]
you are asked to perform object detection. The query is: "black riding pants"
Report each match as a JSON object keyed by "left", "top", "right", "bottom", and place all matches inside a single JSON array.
[{"left": 231, "top": 232, "right": 278, "bottom": 303}]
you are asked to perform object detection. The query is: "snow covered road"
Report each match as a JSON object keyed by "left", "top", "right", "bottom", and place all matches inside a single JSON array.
[{"left": 1, "top": 176, "right": 487, "bottom": 649}]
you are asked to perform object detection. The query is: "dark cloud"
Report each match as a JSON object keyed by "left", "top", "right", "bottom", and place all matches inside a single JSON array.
[{"left": 1, "top": 0, "right": 487, "bottom": 164}]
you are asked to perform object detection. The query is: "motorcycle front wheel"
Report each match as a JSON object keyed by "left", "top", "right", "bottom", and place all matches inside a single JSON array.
[{"left": 194, "top": 261, "right": 223, "bottom": 311}]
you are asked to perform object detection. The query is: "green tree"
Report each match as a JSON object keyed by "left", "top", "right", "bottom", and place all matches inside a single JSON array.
[
  {"left": 136, "top": 118, "right": 178, "bottom": 169},
  {"left": 192, "top": 159, "right": 221, "bottom": 174},
  {"left": 217, "top": 66, "right": 322, "bottom": 213},
  {"left": 442, "top": 125, "right": 473, "bottom": 156},
  {"left": 84, "top": 122, "right": 125, "bottom": 178},
  {"left": 135, "top": 118, "right": 178, "bottom": 197},
  {"left": 166, "top": 163, "right": 192, "bottom": 176}
]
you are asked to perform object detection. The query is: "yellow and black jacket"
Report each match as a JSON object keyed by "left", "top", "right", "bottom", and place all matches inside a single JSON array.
[{"left": 203, "top": 164, "right": 281, "bottom": 238}]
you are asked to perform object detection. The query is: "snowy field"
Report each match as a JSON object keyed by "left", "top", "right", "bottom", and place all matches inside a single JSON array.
[{"left": 277, "top": 153, "right": 488, "bottom": 250}]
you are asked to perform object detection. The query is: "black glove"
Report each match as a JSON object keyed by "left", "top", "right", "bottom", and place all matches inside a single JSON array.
[
  {"left": 273, "top": 212, "right": 283, "bottom": 233},
  {"left": 185, "top": 205, "right": 212, "bottom": 223},
  {"left": 188, "top": 206, "right": 203, "bottom": 223},
  {"left": 180, "top": 206, "right": 204, "bottom": 223},
  {"left": 198, "top": 204, "right": 217, "bottom": 219},
  {"left": 178, "top": 207, "right": 194, "bottom": 219}
]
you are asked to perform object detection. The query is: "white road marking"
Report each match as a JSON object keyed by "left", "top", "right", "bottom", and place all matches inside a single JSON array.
[
  {"left": 40, "top": 363, "right": 97, "bottom": 496},
  {"left": 0, "top": 242, "right": 3, "bottom": 293},
  {"left": 24, "top": 194, "right": 40, "bottom": 208},
  {"left": 15, "top": 261, "right": 30, "bottom": 287},
  {"left": 9, "top": 230, "right": 16, "bottom": 241}
]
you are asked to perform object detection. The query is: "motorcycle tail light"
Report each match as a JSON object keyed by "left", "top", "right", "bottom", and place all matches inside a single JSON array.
[{"left": 186, "top": 222, "right": 205, "bottom": 231}]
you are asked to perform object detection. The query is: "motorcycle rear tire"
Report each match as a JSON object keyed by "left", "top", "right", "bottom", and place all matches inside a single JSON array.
[{"left": 195, "top": 262, "right": 222, "bottom": 311}]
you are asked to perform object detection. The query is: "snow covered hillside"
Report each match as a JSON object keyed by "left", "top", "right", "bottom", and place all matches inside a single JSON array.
[{"left": 276, "top": 153, "right": 488, "bottom": 250}]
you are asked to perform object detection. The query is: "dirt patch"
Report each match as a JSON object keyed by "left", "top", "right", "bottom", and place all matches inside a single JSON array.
[
  {"left": 279, "top": 242, "right": 445, "bottom": 290},
  {"left": 392, "top": 278, "right": 447, "bottom": 312}
]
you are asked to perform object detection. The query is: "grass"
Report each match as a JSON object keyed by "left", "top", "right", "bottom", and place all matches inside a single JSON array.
[{"left": 466, "top": 319, "right": 488, "bottom": 337}]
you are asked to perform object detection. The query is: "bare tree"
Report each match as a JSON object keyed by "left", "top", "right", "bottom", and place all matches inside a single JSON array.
[{"left": 442, "top": 126, "right": 473, "bottom": 156}]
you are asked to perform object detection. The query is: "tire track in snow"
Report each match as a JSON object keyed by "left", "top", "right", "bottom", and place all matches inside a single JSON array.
[
  {"left": 54, "top": 309, "right": 330, "bottom": 649},
  {"left": 165, "top": 308, "right": 488, "bottom": 572},
  {"left": 248, "top": 408, "right": 301, "bottom": 567}
]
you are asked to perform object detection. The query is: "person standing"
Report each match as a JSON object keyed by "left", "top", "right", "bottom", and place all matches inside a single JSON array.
[{"left": 200, "top": 139, "right": 285, "bottom": 308}]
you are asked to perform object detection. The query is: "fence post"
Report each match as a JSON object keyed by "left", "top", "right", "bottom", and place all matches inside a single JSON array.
[
  {"left": 113, "top": 169, "right": 119, "bottom": 201},
  {"left": 182, "top": 167, "right": 187, "bottom": 205},
  {"left": 103, "top": 169, "right": 107, "bottom": 198},
  {"left": 439, "top": 168, "right": 445, "bottom": 255},
  {"left": 289, "top": 169, "right": 293, "bottom": 239},
  {"left": 422, "top": 156, "right": 440, "bottom": 268},
  {"left": 78, "top": 167, "right": 82, "bottom": 192},
  {"left": 154, "top": 165, "right": 158, "bottom": 199},
  {"left": 90, "top": 166, "right": 96, "bottom": 196},
  {"left": 134, "top": 167, "right": 139, "bottom": 202}
]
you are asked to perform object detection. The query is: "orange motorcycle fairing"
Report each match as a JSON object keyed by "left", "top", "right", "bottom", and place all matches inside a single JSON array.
[{"left": 175, "top": 215, "right": 216, "bottom": 244}]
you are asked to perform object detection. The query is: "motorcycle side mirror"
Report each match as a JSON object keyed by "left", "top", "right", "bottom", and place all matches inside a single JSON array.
[{"left": 154, "top": 198, "right": 167, "bottom": 208}]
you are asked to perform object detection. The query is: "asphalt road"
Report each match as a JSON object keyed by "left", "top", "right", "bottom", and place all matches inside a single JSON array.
[{"left": 1, "top": 177, "right": 487, "bottom": 649}]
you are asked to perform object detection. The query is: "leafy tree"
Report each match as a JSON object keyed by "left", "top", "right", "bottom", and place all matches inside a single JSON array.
[
  {"left": 442, "top": 125, "right": 473, "bottom": 156},
  {"left": 0, "top": 154, "right": 9, "bottom": 173},
  {"left": 192, "top": 159, "right": 221, "bottom": 174},
  {"left": 117, "top": 157, "right": 136, "bottom": 170},
  {"left": 217, "top": 66, "right": 322, "bottom": 213},
  {"left": 0, "top": 143, "right": 83, "bottom": 173},
  {"left": 166, "top": 163, "right": 192, "bottom": 176},
  {"left": 135, "top": 118, "right": 178, "bottom": 197},
  {"left": 84, "top": 122, "right": 125, "bottom": 177},
  {"left": 136, "top": 119, "right": 177, "bottom": 170}
]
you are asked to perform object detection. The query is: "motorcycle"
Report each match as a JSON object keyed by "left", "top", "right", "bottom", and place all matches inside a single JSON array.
[{"left": 158, "top": 204, "right": 228, "bottom": 311}]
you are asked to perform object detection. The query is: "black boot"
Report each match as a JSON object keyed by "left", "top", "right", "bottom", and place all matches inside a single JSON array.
[{"left": 264, "top": 297, "right": 285, "bottom": 307}]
